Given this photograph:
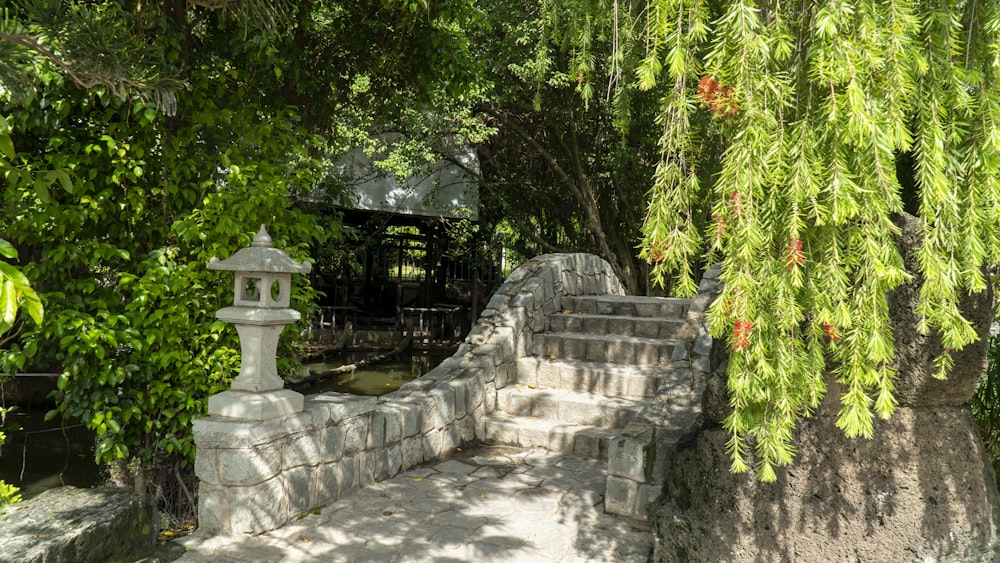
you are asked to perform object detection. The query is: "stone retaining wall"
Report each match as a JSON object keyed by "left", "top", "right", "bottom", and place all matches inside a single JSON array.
[{"left": 194, "top": 253, "right": 626, "bottom": 535}]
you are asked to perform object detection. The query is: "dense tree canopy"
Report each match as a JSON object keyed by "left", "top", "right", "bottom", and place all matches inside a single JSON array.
[
  {"left": 3, "top": 0, "right": 999, "bottom": 517},
  {"left": 469, "top": 0, "right": 667, "bottom": 295},
  {"left": 0, "top": 0, "right": 487, "bottom": 515},
  {"left": 540, "top": 0, "right": 1000, "bottom": 480}
]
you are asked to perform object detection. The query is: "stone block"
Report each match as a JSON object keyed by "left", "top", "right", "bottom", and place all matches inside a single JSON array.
[
  {"left": 422, "top": 428, "right": 443, "bottom": 460},
  {"left": 227, "top": 478, "right": 287, "bottom": 535},
  {"left": 574, "top": 427, "right": 608, "bottom": 459},
  {"left": 285, "top": 430, "right": 324, "bottom": 468},
  {"left": 608, "top": 434, "right": 651, "bottom": 482},
  {"left": 494, "top": 361, "right": 514, "bottom": 389},
  {"left": 338, "top": 455, "right": 358, "bottom": 492},
  {"left": 498, "top": 306, "right": 535, "bottom": 328},
  {"left": 427, "top": 385, "right": 456, "bottom": 430},
  {"left": 548, "top": 424, "right": 576, "bottom": 452},
  {"left": 513, "top": 329, "right": 531, "bottom": 358},
  {"left": 634, "top": 341, "right": 660, "bottom": 365},
  {"left": 356, "top": 451, "right": 376, "bottom": 486},
  {"left": 465, "top": 323, "right": 495, "bottom": 346},
  {"left": 194, "top": 448, "right": 219, "bottom": 486},
  {"left": 193, "top": 417, "right": 255, "bottom": 449},
  {"left": 385, "top": 443, "right": 403, "bottom": 479},
  {"left": 516, "top": 358, "right": 538, "bottom": 387},
  {"left": 562, "top": 335, "right": 586, "bottom": 360},
  {"left": 465, "top": 371, "right": 485, "bottom": 410},
  {"left": 693, "top": 333, "right": 713, "bottom": 356},
  {"left": 485, "top": 292, "right": 510, "bottom": 311},
  {"left": 367, "top": 409, "right": 386, "bottom": 449},
  {"left": 373, "top": 448, "right": 391, "bottom": 482},
  {"left": 197, "top": 482, "right": 228, "bottom": 534},
  {"left": 207, "top": 388, "right": 304, "bottom": 420},
  {"left": 536, "top": 360, "right": 562, "bottom": 389},
  {"left": 0, "top": 487, "right": 156, "bottom": 563},
  {"left": 693, "top": 355, "right": 711, "bottom": 373},
  {"left": 484, "top": 383, "right": 498, "bottom": 412},
  {"left": 284, "top": 465, "right": 312, "bottom": 520},
  {"left": 445, "top": 378, "right": 468, "bottom": 419},
  {"left": 490, "top": 326, "right": 517, "bottom": 362},
  {"left": 323, "top": 424, "right": 346, "bottom": 463},
  {"left": 458, "top": 414, "right": 476, "bottom": 443},
  {"left": 217, "top": 443, "right": 282, "bottom": 486},
  {"left": 604, "top": 475, "right": 639, "bottom": 518},
  {"left": 342, "top": 414, "right": 371, "bottom": 455},
  {"left": 310, "top": 461, "right": 341, "bottom": 508},
  {"left": 310, "top": 393, "right": 376, "bottom": 422},
  {"left": 401, "top": 435, "right": 425, "bottom": 469},
  {"left": 380, "top": 405, "right": 403, "bottom": 444},
  {"left": 440, "top": 423, "right": 462, "bottom": 453}
]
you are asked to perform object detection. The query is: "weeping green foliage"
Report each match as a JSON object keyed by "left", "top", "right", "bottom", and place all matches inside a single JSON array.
[{"left": 544, "top": 0, "right": 1000, "bottom": 480}]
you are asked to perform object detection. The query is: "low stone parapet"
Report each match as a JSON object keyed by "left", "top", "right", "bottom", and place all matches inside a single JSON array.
[{"left": 194, "top": 253, "right": 626, "bottom": 535}]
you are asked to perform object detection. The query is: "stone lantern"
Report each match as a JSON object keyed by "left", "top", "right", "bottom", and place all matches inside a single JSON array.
[{"left": 206, "top": 225, "right": 312, "bottom": 420}]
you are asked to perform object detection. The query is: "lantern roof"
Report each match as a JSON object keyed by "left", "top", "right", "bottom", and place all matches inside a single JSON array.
[{"left": 207, "top": 225, "right": 312, "bottom": 274}]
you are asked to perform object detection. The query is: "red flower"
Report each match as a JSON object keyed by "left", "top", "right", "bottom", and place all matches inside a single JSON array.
[
  {"left": 786, "top": 238, "right": 805, "bottom": 268},
  {"left": 698, "top": 75, "right": 719, "bottom": 102},
  {"left": 733, "top": 319, "right": 753, "bottom": 350},
  {"left": 822, "top": 323, "right": 839, "bottom": 342},
  {"left": 698, "top": 75, "right": 739, "bottom": 117},
  {"left": 714, "top": 215, "right": 727, "bottom": 238},
  {"left": 647, "top": 241, "right": 670, "bottom": 264},
  {"left": 728, "top": 191, "right": 743, "bottom": 216}
]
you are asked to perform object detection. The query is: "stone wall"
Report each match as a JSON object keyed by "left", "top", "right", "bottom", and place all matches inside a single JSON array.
[{"left": 194, "top": 253, "right": 625, "bottom": 535}]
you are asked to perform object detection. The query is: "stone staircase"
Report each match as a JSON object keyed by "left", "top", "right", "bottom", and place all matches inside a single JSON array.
[{"left": 482, "top": 285, "right": 718, "bottom": 520}]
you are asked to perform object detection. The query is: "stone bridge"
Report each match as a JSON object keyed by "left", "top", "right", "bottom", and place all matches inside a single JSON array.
[{"left": 193, "top": 253, "right": 720, "bottom": 536}]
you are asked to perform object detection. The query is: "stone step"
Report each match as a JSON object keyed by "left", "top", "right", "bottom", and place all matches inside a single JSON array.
[
  {"left": 531, "top": 332, "right": 685, "bottom": 366},
  {"left": 482, "top": 412, "right": 615, "bottom": 460},
  {"left": 516, "top": 357, "right": 695, "bottom": 400},
  {"left": 547, "top": 313, "right": 692, "bottom": 340},
  {"left": 496, "top": 386, "right": 647, "bottom": 428},
  {"left": 559, "top": 295, "right": 691, "bottom": 319}
]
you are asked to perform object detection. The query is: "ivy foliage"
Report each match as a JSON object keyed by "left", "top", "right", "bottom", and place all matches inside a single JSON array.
[
  {"left": 0, "top": 0, "right": 488, "bottom": 485},
  {"left": 542, "top": 0, "right": 1000, "bottom": 480}
]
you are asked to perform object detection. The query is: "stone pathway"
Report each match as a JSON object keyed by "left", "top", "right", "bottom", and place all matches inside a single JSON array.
[{"left": 165, "top": 445, "right": 653, "bottom": 562}]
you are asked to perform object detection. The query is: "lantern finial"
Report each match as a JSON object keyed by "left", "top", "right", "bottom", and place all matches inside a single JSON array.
[{"left": 252, "top": 225, "right": 272, "bottom": 248}]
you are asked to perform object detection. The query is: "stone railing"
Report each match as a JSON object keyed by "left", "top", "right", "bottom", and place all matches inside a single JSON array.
[{"left": 194, "top": 253, "right": 625, "bottom": 535}]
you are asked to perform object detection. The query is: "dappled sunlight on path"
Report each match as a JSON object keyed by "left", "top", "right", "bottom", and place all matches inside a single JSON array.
[{"left": 169, "top": 445, "right": 652, "bottom": 562}]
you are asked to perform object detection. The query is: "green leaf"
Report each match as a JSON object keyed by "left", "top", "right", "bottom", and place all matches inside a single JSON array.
[
  {"left": 0, "top": 134, "right": 14, "bottom": 160},
  {"left": 55, "top": 170, "right": 75, "bottom": 194},
  {"left": 1, "top": 280, "right": 16, "bottom": 327},
  {"left": 0, "top": 239, "right": 17, "bottom": 260},
  {"left": 22, "top": 291, "right": 43, "bottom": 325},
  {"left": 33, "top": 176, "right": 51, "bottom": 202}
]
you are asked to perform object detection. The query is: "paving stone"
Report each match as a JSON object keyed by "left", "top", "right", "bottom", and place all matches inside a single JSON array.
[{"left": 433, "top": 459, "right": 477, "bottom": 475}]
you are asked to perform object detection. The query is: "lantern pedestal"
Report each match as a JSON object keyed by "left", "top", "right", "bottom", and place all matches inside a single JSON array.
[{"left": 207, "top": 388, "right": 303, "bottom": 420}]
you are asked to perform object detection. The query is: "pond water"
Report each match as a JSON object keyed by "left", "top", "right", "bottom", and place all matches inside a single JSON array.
[
  {"left": 0, "top": 407, "right": 102, "bottom": 499},
  {"left": 293, "top": 351, "right": 450, "bottom": 396},
  {"left": 0, "top": 351, "right": 450, "bottom": 499}
]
